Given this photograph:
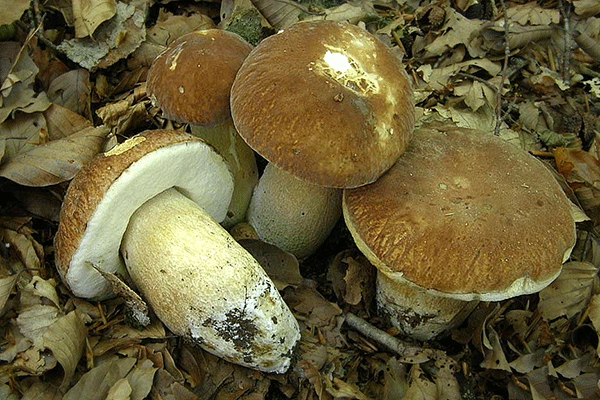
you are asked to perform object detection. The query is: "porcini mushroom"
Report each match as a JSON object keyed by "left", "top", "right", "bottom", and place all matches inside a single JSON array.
[
  {"left": 230, "top": 20, "right": 414, "bottom": 257},
  {"left": 343, "top": 124, "right": 577, "bottom": 340},
  {"left": 147, "top": 29, "right": 258, "bottom": 227},
  {"left": 54, "top": 130, "right": 300, "bottom": 373}
]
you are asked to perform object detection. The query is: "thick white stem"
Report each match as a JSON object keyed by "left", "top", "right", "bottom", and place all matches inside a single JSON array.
[
  {"left": 121, "top": 188, "right": 299, "bottom": 373},
  {"left": 377, "top": 271, "right": 479, "bottom": 341}
]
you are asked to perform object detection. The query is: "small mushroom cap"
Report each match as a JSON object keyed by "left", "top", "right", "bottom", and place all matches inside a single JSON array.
[
  {"left": 230, "top": 20, "right": 414, "bottom": 188},
  {"left": 54, "top": 130, "right": 234, "bottom": 300},
  {"left": 343, "top": 125, "right": 577, "bottom": 301},
  {"left": 147, "top": 29, "right": 252, "bottom": 125}
]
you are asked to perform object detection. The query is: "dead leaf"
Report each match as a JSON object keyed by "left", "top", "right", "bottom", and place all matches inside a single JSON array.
[
  {"left": 40, "top": 310, "right": 87, "bottom": 390},
  {"left": 19, "top": 381, "right": 63, "bottom": 399},
  {"left": 0, "top": 274, "right": 18, "bottom": 312},
  {"left": 238, "top": 239, "right": 303, "bottom": 290},
  {"left": 0, "top": 124, "right": 109, "bottom": 186},
  {"left": 0, "top": 228, "right": 44, "bottom": 272},
  {"left": 122, "top": 359, "right": 158, "bottom": 400},
  {"left": 554, "top": 147, "right": 600, "bottom": 223},
  {"left": 44, "top": 103, "right": 93, "bottom": 140},
  {"left": 0, "top": 42, "right": 51, "bottom": 124},
  {"left": 62, "top": 356, "right": 137, "bottom": 400},
  {"left": 538, "top": 261, "right": 597, "bottom": 320},
  {"left": 507, "top": 3, "right": 560, "bottom": 26},
  {"left": 403, "top": 364, "right": 437, "bottom": 400},
  {"left": 480, "top": 325, "right": 511, "bottom": 371},
  {"left": 72, "top": 0, "right": 116, "bottom": 38},
  {"left": 58, "top": 2, "right": 146, "bottom": 70},
  {"left": 422, "top": 9, "right": 486, "bottom": 59},
  {"left": 0, "top": 0, "right": 30, "bottom": 25},
  {"left": 128, "top": 12, "right": 214, "bottom": 70},
  {"left": 47, "top": 69, "right": 91, "bottom": 117},
  {"left": 16, "top": 305, "right": 60, "bottom": 344}
]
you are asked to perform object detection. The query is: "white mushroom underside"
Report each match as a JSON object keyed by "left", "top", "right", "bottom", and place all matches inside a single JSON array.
[
  {"left": 67, "top": 141, "right": 234, "bottom": 299},
  {"left": 121, "top": 188, "right": 300, "bottom": 373}
]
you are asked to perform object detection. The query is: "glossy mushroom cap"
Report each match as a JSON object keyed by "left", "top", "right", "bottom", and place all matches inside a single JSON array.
[
  {"left": 147, "top": 29, "right": 252, "bottom": 125},
  {"left": 54, "top": 130, "right": 234, "bottom": 300},
  {"left": 231, "top": 20, "right": 415, "bottom": 188},
  {"left": 343, "top": 125, "right": 576, "bottom": 302}
]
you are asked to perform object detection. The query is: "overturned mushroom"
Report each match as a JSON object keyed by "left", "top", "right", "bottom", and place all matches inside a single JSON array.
[
  {"left": 343, "top": 125, "right": 577, "bottom": 340},
  {"left": 54, "top": 130, "right": 300, "bottom": 373}
]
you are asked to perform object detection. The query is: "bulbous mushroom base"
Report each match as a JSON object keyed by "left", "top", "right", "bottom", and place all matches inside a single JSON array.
[
  {"left": 377, "top": 272, "right": 478, "bottom": 341},
  {"left": 121, "top": 188, "right": 300, "bottom": 373}
]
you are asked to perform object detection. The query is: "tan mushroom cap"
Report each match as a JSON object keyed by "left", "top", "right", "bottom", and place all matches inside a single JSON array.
[
  {"left": 147, "top": 29, "right": 252, "bottom": 125},
  {"left": 230, "top": 20, "right": 414, "bottom": 188},
  {"left": 343, "top": 125, "right": 576, "bottom": 301},
  {"left": 54, "top": 129, "right": 233, "bottom": 299}
]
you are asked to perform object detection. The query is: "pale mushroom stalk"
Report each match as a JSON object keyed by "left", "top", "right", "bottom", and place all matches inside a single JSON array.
[
  {"left": 190, "top": 120, "right": 258, "bottom": 228},
  {"left": 247, "top": 163, "right": 342, "bottom": 259},
  {"left": 121, "top": 187, "right": 299, "bottom": 373}
]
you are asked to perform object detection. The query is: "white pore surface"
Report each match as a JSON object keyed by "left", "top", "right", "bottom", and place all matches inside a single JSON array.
[{"left": 67, "top": 141, "right": 234, "bottom": 299}]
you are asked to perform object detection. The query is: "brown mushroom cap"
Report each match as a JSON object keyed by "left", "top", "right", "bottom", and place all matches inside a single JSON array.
[
  {"left": 343, "top": 125, "right": 576, "bottom": 301},
  {"left": 147, "top": 29, "right": 252, "bottom": 125},
  {"left": 230, "top": 20, "right": 414, "bottom": 188}
]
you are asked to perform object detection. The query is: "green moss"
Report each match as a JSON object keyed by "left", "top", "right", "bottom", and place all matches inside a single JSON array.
[{"left": 224, "top": 8, "right": 274, "bottom": 46}]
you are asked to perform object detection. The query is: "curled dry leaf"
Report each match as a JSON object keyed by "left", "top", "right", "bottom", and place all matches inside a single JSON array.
[
  {"left": 0, "top": 124, "right": 110, "bottom": 186},
  {"left": 0, "top": 227, "right": 44, "bottom": 272},
  {"left": 0, "top": 42, "right": 51, "bottom": 124},
  {"left": 39, "top": 310, "right": 87, "bottom": 390},
  {"left": 586, "top": 294, "right": 600, "bottom": 356},
  {"left": 538, "top": 261, "right": 597, "bottom": 321},
  {"left": 238, "top": 239, "right": 303, "bottom": 290},
  {"left": 128, "top": 12, "right": 214, "bottom": 69},
  {"left": 72, "top": 0, "right": 116, "bottom": 38},
  {"left": 63, "top": 356, "right": 137, "bottom": 400},
  {"left": 0, "top": 274, "right": 18, "bottom": 311},
  {"left": 480, "top": 325, "right": 511, "bottom": 371},
  {"left": 328, "top": 250, "right": 375, "bottom": 307}
]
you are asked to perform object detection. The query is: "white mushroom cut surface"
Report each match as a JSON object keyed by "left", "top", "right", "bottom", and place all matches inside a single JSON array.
[
  {"left": 55, "top": 130, "right": 233, "bottom": 300},
  {"left": 121, "top": 188, "right": 300, "bottom": 373}
]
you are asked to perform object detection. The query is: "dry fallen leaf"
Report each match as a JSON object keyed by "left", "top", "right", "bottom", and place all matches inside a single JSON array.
[
  {"left": 0, "top": 0, "right": 30, "bottom": 25},
  {"left": 62, "top": 356, "right": 137, "bottom": 400},
  {"left": 0, "top": 124, "right": 109, "bottom": 186},
  {"left": 39, "top": 310, "right": 87, "bottom": 390},
  {"left": 47, "top": 69, "right": 91, "bottom": 117},
  {"left": 538, "top": 261, "right": 597, "bottom": 321},
  {"left": 72, "top": 0, "right": 116, "bottom": 39}
]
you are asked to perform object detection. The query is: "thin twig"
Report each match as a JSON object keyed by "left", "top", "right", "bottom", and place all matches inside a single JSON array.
[
  {"left": 559, "top": 0, "right": 572, "bottom": 81},
  {"left": 494, "top": 0, "right": 511, "bottom": 136},
  {"left": 344, "top": 312, "right": 453, "bottom": 365}
]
